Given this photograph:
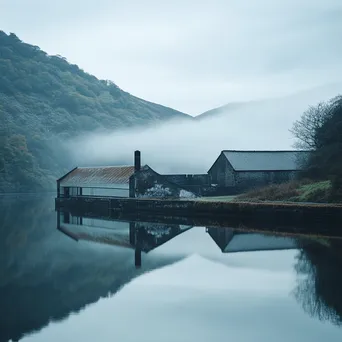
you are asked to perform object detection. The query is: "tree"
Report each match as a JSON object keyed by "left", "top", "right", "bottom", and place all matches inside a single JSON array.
[
  {"left": 315, "top": 96, "right": 342, "bottom": 148},
  {"left": 290, "top": 101, "right": 332, "bottom": 149},
  {"left": 294, "top": 96, "right": 342, "bottom": 199},
  {"left": 313, "top": 96, "right": 342, "bottom": 194}
]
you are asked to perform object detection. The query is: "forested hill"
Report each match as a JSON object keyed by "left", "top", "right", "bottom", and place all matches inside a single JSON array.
[{"left": 0, "top": 31, "right": 191, "bottom": 192}]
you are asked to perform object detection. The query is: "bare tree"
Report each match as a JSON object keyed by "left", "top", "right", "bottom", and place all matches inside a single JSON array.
[{"left": 290, "top": 101, "right": 332, "bottom": 150}]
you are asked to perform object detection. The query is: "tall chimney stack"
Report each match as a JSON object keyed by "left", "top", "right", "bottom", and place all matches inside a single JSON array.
[{"left": 134, "top": 150, "right": 141, "bottom": 172}]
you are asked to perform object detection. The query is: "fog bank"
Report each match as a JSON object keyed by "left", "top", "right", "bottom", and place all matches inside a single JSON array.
[{"left": 68, "top": 86, "right": 341, "bottom": 173}]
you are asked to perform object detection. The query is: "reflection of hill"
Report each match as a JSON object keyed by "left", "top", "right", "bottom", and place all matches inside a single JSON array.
[
  {"left": 294, "top": 240, "right": 342, "bottom": 326},
  {"left": 0, "top": 195, "right": 180, "bottom": 342}
]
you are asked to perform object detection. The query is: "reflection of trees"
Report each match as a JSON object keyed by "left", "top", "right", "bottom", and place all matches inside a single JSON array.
[{"left": 293, "top": 240, "right": 342, "bottom": 325}]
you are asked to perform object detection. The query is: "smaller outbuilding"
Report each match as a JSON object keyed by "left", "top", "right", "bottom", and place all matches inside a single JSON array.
[
  {"left": 57, "top": 165, "right": 135, "bottom": 198},
  {"left": 208, "top": 150, "right": 310, "bottom": 192}
]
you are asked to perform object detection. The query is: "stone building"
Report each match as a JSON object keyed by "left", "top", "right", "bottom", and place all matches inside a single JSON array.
[
  {"left": 161, "top": 174, "right": 211, "bottom": 196},
  {"left": 208, "top": 150, "right": 309, "bottom": 192}
]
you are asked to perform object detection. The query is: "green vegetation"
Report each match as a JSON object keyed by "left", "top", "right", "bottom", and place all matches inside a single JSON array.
[
  {"left": 0, "top": 31, "right": 190, "bottom": 192},
  {"left": 291, "top": 95, "right": 342, "bottom": 201},
  {"left": 196, "top": 195, "right": 237, "bottom": 202},
  {"left": 296, "top": 181, "right": 332, "bottom": 202},
  {"left": 236, "top": 180, "right": 333, "bottom": 203}
]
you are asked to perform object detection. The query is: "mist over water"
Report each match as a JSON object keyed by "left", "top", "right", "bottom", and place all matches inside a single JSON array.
[{"left": 68, "top": 85, "right": 342, "bottom": 173}]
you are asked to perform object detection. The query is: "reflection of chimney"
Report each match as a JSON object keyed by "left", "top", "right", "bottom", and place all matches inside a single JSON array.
[
  {"left": 135, "top": 247, "right": 142, "bottom": 269},
  {"left": 135, "top": 224, "right": 142, "bottom": 268},
  {"left": 129, "top": 222, "right": 136, "bottom": 245},
  {"left": 134, "top": 150, "right": 141, "bottom": 172},
  {"left": 57, "top": 210, "right": 60, "bottom": 229}
]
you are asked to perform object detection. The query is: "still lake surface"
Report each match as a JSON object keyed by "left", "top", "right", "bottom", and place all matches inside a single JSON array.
[{"left": 1, "top": 194, "right": 342, "bottom": 342}]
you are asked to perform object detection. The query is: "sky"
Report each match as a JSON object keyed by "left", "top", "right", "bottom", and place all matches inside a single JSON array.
[{"left": 2, "top": 0, "right": 342, "bottom": 115}]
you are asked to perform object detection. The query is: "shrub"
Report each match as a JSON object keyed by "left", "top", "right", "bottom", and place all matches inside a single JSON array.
[
  {"left": 236, "top": 181, "right": 302, "bottom": 201},
  {"left": 236, "top": 180, "right": 333, "bottom": 203}
]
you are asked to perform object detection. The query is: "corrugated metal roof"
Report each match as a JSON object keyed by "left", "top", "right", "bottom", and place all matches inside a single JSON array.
[
  {"left": 60, "top": 224, "right": 133, "bottom": 249},
  {"left": 77, "top": 233, "right": 133, "bottom": 249},
  {"left": 223, "top": 150, "right": 310, "bottom": 171},
  {"left": 60, "top": 166, "right": 135, "bottom": 187}
]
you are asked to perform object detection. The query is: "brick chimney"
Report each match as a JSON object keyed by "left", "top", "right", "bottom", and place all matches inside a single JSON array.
[{"left": 134, "top": 150, "right": 141, "bottom": 172}]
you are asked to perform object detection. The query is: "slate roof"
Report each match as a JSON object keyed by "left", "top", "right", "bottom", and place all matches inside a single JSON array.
[
  {"left": 207, "top": 229, "right": 297, "bottom": 253},
  {"left": 222, "top": 233, "right": 297, "bottom": 252},
  {"left": 222, "top": 150, "right": 310, "bottom": 172},
  {"left": 59, "top": 166, "right": 135, "bottom": 187}
]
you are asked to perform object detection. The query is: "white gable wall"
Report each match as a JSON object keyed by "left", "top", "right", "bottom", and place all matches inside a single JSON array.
[
  {"left": 82, "top": 186, "right": 129, "bottom": 197},
  {"left": 61, "top": 184, "right": 129, "bottom": 197}
]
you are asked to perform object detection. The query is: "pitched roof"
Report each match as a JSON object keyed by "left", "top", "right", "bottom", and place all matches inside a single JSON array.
[
  {"left": 59, "top": 166, "right": 135, "bottom": 187},
  {"left": 222, "top": 150, "right": 310, "bottom": 171},
  {"left": 207, "top": 229, "right": 297, "bottom": 253},
  {"left": 59, "top": 224, "right": 134, "bottom": 249},
  {"left": 222, "top": 233, "right": 297, "bottom": 253}
]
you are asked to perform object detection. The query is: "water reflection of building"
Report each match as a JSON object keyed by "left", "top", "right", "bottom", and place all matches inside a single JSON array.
[
  {"left": 206, "top": 227, "right": 297, "bottom": 253},
  {"left": 57, "top": 211, "right": 192, "bottom": 268}
]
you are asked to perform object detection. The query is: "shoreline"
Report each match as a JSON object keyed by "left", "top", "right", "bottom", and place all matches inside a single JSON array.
[
  {"left": 0, "top": 191, "right": 55, "bottom": 197},
  {"left": 55, "top": 196, "right": 342, "bottom": 237}
]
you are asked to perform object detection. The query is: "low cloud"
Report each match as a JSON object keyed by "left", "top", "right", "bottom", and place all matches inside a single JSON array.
[{"left": 68, "top": 85, "right": 341, "bottom": 174}]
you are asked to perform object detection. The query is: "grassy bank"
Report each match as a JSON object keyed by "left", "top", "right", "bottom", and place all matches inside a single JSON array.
[
  {"left": 235, "top": 180, "right": 333, "bottom": 203},
  {"left": 196, "top": 195, "right": 237, "bottom": 202}
]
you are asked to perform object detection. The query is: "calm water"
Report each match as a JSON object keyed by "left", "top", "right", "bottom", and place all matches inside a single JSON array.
[{"left": 1, "top": 195, "right": 342, "bottom": 342}]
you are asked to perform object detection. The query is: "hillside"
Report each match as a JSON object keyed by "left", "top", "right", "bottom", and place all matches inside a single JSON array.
[
  {"left": 195, "top": 83, "right": 342, "bottom": 120},
  {"left": 0, "top": 31, "right": 191, "bottom": 192},
  {"left": 195, "top": 101, "right": 255, "bottom": 120}
]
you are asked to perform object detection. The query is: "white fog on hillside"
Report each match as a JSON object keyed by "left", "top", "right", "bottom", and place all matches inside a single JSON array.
[{"left": 68, "top": 85, "right": 341, "bottom": 173}]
